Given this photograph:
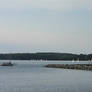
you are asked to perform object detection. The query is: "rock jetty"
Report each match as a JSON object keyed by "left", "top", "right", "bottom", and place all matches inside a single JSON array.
[{"left": 45, "top": 64, "right": 92, "bottom": 71}]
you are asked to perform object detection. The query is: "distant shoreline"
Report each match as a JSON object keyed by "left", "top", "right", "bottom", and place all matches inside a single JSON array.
[{"left": 0, "top": 52, "right": 92, "bottom": 61}]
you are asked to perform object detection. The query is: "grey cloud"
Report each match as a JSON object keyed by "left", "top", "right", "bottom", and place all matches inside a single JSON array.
[{"left": 0, "top": 0, "right": 92, "bottom": 11}]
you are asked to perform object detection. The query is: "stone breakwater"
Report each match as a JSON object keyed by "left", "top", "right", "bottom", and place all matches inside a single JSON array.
[{"left": 45, "top": 64, "right": 92, "bottom": 71}]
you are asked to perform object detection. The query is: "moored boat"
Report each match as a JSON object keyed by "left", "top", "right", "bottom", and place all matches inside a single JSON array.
[{"left": 1, "top": 62, "right": 14, "bottom": 66}]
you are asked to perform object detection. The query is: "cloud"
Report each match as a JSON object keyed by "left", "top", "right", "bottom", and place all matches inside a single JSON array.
[
  {"left": 0, "top": 28, "right": 92, "bottom": 53},
  {"left": 0, "top": 30, "right": 61, "bottom": 46},
  {"left": 0, "top": 0, "right": 92, "bottom": 11},
  {"left": 0, "top": 29, "right": 91, "bottom": 47},
  {"left": 0, "top": 0, "right": 92, "bottom": 53}
]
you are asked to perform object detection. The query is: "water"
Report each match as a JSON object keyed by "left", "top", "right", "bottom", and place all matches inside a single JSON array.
[{"left": 0, "top": 60, "right": 92, "bottom": 92}]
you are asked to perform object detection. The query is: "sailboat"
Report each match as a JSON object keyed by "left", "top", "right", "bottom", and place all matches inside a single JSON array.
[
  {"left": 72, "top": 59, "right": 75, "bottom": 63},
  {"left": 77, "top": 59, "right": 79, "bottom": 62},
  {"left": 89, "top": 59, "right": 92, "bottom": 64}
]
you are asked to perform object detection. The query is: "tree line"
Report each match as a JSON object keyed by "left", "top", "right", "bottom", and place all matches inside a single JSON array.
[{"left": 0, "top": 52, "right": 92, "bottom": 61}]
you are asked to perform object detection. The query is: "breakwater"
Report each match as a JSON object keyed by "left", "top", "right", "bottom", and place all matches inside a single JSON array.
[{"left": 45, "top": 64, "right": 92, "bottom": 71}]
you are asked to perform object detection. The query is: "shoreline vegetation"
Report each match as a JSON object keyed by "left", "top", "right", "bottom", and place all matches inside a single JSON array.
[
  {"left": 0, "top": 52, "right": 92, "bottom": 61},
  {"left": 45, "top": 64, "right": 92, "bottom": 71}
]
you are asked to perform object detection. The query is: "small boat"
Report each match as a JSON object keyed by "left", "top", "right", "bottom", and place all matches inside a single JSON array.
[{"left": 1, "top": 62, "right": 14, "bottom": 66}]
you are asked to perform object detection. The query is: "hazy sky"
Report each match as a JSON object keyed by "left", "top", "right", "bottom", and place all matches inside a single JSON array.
[{"left": 0, "top": 0, "right": 92, "bottom": 53}]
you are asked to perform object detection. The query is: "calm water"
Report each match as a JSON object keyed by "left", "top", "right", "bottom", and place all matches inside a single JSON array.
[{"left": 0, "top": 60, "right": 92, "bottom": 92}]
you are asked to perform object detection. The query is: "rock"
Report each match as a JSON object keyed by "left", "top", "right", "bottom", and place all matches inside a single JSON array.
[{"left": 45, "top": 64, "right": 92, "bottom": 71}]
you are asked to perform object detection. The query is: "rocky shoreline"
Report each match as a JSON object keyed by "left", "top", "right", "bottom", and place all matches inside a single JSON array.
[{"left": 45, "top": 64, "right": 92, "bottom": 71}]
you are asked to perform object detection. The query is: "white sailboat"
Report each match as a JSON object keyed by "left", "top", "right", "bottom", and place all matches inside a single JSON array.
[
  {"left": 77, "top": 59, "right": 79, "bottom": 62},
  {"left": 72, "top": 59, "right": 75, "bottom": 63},
  {"left": 89, "top": 59, "right": 92, "bottom": 64}
]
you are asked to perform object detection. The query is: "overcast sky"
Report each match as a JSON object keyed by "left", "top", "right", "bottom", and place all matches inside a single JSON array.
[{"left": 0, "top": 0, "right": 92, "bottom": 54}]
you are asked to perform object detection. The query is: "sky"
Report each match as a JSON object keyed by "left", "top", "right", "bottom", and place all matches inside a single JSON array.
[{"left": 0, "top": 0, "right": 92, "bottom": 54}]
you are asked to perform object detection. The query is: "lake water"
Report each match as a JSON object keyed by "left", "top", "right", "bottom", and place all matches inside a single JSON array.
[{"left": 0, "top": 60, "right": 92, "bottom": 92}]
